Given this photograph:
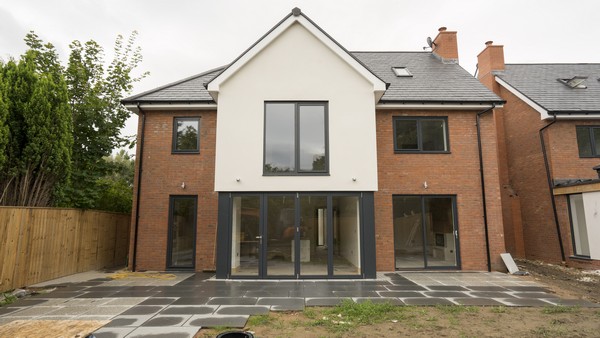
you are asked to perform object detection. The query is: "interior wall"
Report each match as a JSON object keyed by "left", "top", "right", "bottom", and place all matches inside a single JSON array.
[
  {"left": 338, "top": 197, "right": 361, "bottom": 268},
  {"left": 231, "top": 197, "right": 241, "bottom": 269},
  {"left": 583, "top": 191, "right": 600, "bottom": 259}
]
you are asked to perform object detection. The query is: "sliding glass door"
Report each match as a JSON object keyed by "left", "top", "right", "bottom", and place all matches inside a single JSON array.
[
  {"left": 167, "top": 196, "right": 197, "bottom": 269},
  {"left": 229, "top": 193, "right": 363, "bottom": 278},
  {"left": 393, "top": 195, "right": 459, "bottom": 269}
]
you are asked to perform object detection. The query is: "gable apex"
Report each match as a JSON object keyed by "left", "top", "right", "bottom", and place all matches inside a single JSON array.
[{"left": 206, "top": 9, "right": 387, "bottom": 102}]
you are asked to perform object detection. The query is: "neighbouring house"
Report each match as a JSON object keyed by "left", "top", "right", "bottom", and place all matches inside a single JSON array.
[
  {"left": 122, "top": 8, "right": 506, "bottom": 279},
  {"left": 477, "top": 41, "right": 600, "bottom": 268}
]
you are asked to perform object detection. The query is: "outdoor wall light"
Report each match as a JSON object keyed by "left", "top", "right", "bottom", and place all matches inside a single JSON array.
[
  {"left": 181, "top": 182, "right": 186, "bottom": 189},
  {"left": 352, "top": 177, "right": 357, "bottom": 182},
  {"left": 236, "top": 178, "right": 241, "bottom": 182},
  {"left": 423, "top": 181, "right": 428, "bottom": 189}
]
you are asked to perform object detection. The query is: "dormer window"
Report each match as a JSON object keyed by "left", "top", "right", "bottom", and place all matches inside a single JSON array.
[
  {"left": 558, "top": 76, "right": 588, "bottom": 89},
  {"left": 392, "top": 67, "right": 412, "bottom": 77}
]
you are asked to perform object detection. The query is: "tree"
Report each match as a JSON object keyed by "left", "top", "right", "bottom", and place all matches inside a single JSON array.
[
  {"left": 0, "top": 46, "right": 72, "bottom": 206},
  {"left": 93, "top": 150, "right": 135, "bottom": 213},
  {"left": 53, "top": 31, "right": 147, "bottom": 208}
]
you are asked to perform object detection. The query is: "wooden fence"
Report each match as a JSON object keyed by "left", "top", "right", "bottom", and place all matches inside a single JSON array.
[{"left": 0, "top": 207, "right": 130, "bottom": 292}]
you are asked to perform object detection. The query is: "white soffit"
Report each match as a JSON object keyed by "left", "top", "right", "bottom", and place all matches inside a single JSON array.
[
  {"left": 495, "top": 76, "right": 550, "bottom": 119},
  {"left": 206, "top": 13, "right": 387, "bottom": 101}
]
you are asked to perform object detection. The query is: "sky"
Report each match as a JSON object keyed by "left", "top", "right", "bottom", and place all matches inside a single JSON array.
[{"left": 1, "top": 0, "right": 599, "bottom": 153}]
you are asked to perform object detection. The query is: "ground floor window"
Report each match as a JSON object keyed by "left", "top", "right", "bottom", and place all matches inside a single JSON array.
[
  {"left": 167, "top": 195, "right": 197, "bottom": 269},
  {"left": 568, "top": 194, "right": 591, "bottom": 257},
  {"left": 393, "top": 195, "right": 459, "bottom": 269},
  {"left": 227, "top": 193, "right": 366, "bottom": 278}
]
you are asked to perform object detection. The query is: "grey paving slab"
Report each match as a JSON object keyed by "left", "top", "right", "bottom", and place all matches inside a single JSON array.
[
  {"left": 290, "top": 290, "right": 335, "bottom": 297},
  {"left": 511, "top": 292, "right": 559, "bottom": 299},
  {"left": 465, "top": 286, "right": 508, "bottom": 291},
  {"left": 61, "top": 298, "right": 112, "bottom": 306},
  {"left": 497, "top": 298, "right": 553, "bottom": 307},
  {"left": 378, "top": 291, "right": 425, "bottom": 298},
  {"left": 46, "top": 305, "right": 90, "bottom": 316},
  {"left": 469, "top": 291, "right": 516, "bottom": 298},
  {"left": 127, "top": 326, "right": 200, "bottom": 338},
  {"left": 33, "top": 291, "right": 82, "bottom": 298},
  {"left": 5, "top": 299, "right": 48, "bottom": 307},
  {"left": 256, "top": 297, "right": 305, "bottom": 307},
  {"left": 402, "top": 298, "right": 455, "bottom": 306},
  {"left": 504, "top": 286, "right": 550, "bottom": 292},
  {"left": 305, "top": 298, "right": 351, "bottom": 307},
  {"left": 76, "top": 291, "right": 119, "bottom": 298},
  {"left": 185, "top": 314, "right": 248, "bottom": 328},
  {"left": 354, "top": 297, "right": 404, "bottom": 305},
  {"left": 112, "top": 291, "right": 160, "bottom": 298},
  {"left": 160, "top": 306, "right": 217, "bottom": 315},
  {"left": 103, "top": 298, "right": 147, "bottom": 306},
  {"left": 216, "top": 305, "right": 270, "bottom": 315},
  {"left": 138, "top": 297, "right": 178, "bottom": 305},
  {"left": 332, "top": 291, "right": 379, "bottom": 297},
  {"left": 207, "top": 297, "right": 258, "bottom": 305},
  {"left": 423, "top": 291, "right": 468, "bottom": 298},
  {"left": 0, "top": 307, "right": 23, "bottom": 316},
  {"left": 104, "top": 315, "right": 154, "bottom": 327},
  {"left": 141, "top": 315, "right": 192, "bottom": 326},
  {"left": 426, "top": 285, "right": 469, "bottom": 291},
  {"left": 385, "top": 285, "right": 427, "bottom": 291},
  {"left": 169, "top": 297, "right": 210, "bottom": 305},
  {"left": 81, "top": 305, "right": 131, "bottom": 316},
  {"left": 4, "top": 306, "right": 60, "bottom": 317},
  {"left": 76, "top": 315, "right": 115, "bottom": 321},
  {"left": 245, "top": 290, "right": 289, "bottom": 297},
  {"left": 92, "top": 327, "right": 135, "bottom": 338},
  {"left": 0, "top": 318, "right": 16, "bottom": 325},
  {"left": 452, "top": 298, "right": 505, "bottom": 306},
  {"left": 119, "top": 305, "right": 166, "bottom": 315}
]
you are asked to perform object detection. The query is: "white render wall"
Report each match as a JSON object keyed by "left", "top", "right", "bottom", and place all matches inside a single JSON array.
[
  {"left": 214, "top": 22, "right": 378, "bottom": 192},
  {"left": 583, "top": 191, "right": 600, "bottom": 260}
]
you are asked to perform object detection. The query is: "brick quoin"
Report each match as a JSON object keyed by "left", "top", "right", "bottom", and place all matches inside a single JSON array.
[{"left": 129, "top": 110, "right": 218, "bottom": 272}]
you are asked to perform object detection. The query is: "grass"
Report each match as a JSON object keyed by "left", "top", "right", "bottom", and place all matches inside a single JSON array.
[
  {"left": 541, "top": 305, "right": 580, "bottom": 314},
  {"left": 247, "top": 314, "right": 273, "bottom": 326},
  {"left": 490, "top": 306, "right": 508, "bottom": 313},
  {"left": 0, "top": 292, "right": 17, "bottom": 306},
  {"left": 436, "top": 305, "right": 479, "bottom": 314}
]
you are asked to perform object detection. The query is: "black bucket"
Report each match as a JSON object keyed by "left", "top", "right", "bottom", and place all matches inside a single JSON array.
[{"left": 216, "top": 331, "right": 254, "bottom": 338}]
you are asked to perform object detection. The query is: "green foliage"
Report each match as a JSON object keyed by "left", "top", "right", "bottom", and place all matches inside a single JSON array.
[
  {"left": 0, "top": 44, "right": 72, "bottom": 206},
  {"left": 541, "top": 305, "right": 580, "bottom": 314},
  {"left": 93, "top": 150, "right": 135, "bottom": 213},
  {"left": 0, "top": 292, "right": 17, "bottom": 306}
]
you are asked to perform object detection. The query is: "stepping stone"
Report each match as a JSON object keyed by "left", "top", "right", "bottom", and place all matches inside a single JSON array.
[
  {"left": 385, "top": 285, "right": 426, "bottom": 291},
  {"left": 466, "top": 286, "right": 508, "bottom": 292},
  {"left": 423, "top": 291, "right": 467, "bottom": 298},
  {"left": 216, "top": 305, "right": 270, "bottom": 315},
  {"left": 127, "top": 326, "right": 200, "bottom": 338},
  {"left": 92, "top": 327, "right": 135, "bottom": 338},
  {"left": 402, "top": 298, "right": 455, "bottom": 306},
  {"left": 305, "top": 298, "right": 350, "bottom": 307},
  {"left": 511, "top": 292, "right": 558, "bottom": 299},
  {"left": 469, "top": 291, "right": 515, "bottom": 298},
  {"left": 379, "top": 291, "right": 424, "bottom": 298},
  {"left": 452, "top": 298, "right": 504, "bottom": 306},
  {"left": 141, "top": 315, "right": 191, "bottom": 326},
  {"left": 186, "top": 314, "right": 248, "bottom": 328},
  {"left": 504, "top": 286, "right": 549, "bottom": 292},
  {"left": 354, "top": 297, "right": 404, "bottom": 305},
  {"left": 160, "top": 306, "right": 216, "bottom": 315},
  {"left": 112, "top": 291, "right": 160, "bottom": 298},
  {"left": 207, "top": 297, "right": 257, "bottom": 305},
  {"left": 120, "top": 305, "right": 165, "bottom": 315},
  {"left": 497, "top": 298, "right": 552, "bottom": 307},
  {"left": 256, "top": 298, "right": 304, "bottom": 311},
  {"left": 426, "top": 285, "right": 469, "bottom": 291},
  {"left": 332, "top": 291, "right": 379, "bottom": 297},
  {"left": 170, "top": 297, "right": 210, "bottom": 306},
  {"left": 138, "top": 298, "right": 178, "bottom": 306},
  {"left": 76, "top": 291, "right": 118, "bottom": 299},
  {"left": 104, "top": 315, "right": 154, "bottom": 327}
]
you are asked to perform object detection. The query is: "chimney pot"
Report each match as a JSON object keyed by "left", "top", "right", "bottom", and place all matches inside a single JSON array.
[
  {"left": 438, "top": 26, "right": 447, "bottom": 32},
  {"left": 485, "top": 40, "right": 494, "bottom": 46}
]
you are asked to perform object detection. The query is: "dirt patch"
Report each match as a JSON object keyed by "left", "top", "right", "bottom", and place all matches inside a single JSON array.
[{"left": 516, "top": 259, "right": 600, "bottom": 303}]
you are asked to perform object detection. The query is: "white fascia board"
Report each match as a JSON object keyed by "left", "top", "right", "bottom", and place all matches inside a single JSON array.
[
  {"left": 207, "top": 15, "right": 386, "bottom": 99},
  {"left": 124, "top": 103, "right": 217, "bottom": 112},
  {"left": 495, "top": 76, "right": 550, "bottom": 119},
  {"left": 376, "top": 103, "right": 502, "bottom": 110}
]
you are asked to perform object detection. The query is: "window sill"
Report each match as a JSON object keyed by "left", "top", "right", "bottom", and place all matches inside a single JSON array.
[
  {"left": 394, "top": 151, "right": 451, "bottom": 154},
  {"left": 172, "top": 151, "right": 200, "bottom": 155},
  {"left": 569, "top": 255, "right": 592, "bottom": 261},
  {"left": 263, "top": 173, "right": 330, "bottom": 177}
]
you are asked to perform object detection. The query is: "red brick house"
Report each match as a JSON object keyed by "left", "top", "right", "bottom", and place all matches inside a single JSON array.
[
  {"left": 122, "top": 8, "right": 506, "bottom": 279},
  {"left": 477, "top": 42, "right": 600, "bottom": 268}
]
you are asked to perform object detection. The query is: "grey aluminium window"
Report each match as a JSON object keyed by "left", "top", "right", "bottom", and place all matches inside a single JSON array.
[
  {"left": 393, "top": 117, "right": 449, "bottom": 153},
  {"left": 264, "top": 102, "right": 328, "bottom": 175},
  {"left": 172, "top": 117, "right": 200, "bottom": 153},
  {"left": 576, "top": 126, "right": 600, "bottom": 157}
]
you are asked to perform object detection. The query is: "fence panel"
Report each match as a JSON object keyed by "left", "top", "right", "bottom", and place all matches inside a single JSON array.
[{"left": 0, "top": 207, "right": 130, "bottom": 292}]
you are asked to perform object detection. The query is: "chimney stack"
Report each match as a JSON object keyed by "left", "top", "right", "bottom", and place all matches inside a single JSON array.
[
  {"left": 432, "top": 27, "right": 459, "bottom": 63},
  {"left": 477, "top": 41, "right": 505, "bottom": 92}
]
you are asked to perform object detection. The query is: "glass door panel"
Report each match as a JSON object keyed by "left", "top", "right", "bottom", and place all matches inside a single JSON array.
[
  {"left": 168, "top": 196, "right": 197, "bottom": 269},
  {"left": 299, "top": 195, "right": 328, "bottom": 276},
  {"left": 424, "top": 197, "right": 457, "bottom": 267},
  {"left": 266, "top": 195, "right": 296, "bottom": 277},
  {"left": 393, "top": 196, "right": 425, "bottom": 269},
  {"left": 231, "top": 196, "right": 260, "bottom": 276},
  {"left": 332, "top": 196, "right": 361, "bottom": 275}
]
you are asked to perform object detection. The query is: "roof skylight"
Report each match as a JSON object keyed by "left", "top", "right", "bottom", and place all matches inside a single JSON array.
[
  {"left": 558, "top": 76, "right": 588, "bottom": 89},
  {"left": 392, "top": 67, "right": 412, "bottom": 77}
]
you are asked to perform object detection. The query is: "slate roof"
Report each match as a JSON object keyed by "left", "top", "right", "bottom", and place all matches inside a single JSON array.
[
  {"left": 122, "top": 52, "right": 503, "bottom": 105},
  {"left": 497, "top": 64, "right": 600, "bottom": 113}
]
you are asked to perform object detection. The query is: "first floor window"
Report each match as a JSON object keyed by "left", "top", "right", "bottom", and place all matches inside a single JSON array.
[
  {"left": 173, "top": 117, "right": 200, "bottom": 153},
  {"left": 393, "top": 117, "right": 449, "bottom": 153},
  {"left": 576, "top": 126, "right": 600, "bottom": 157},
  {"left": 264, "top": 102, "right": 328, "bottom": 175},
  {"left": 568, "top": 194, "right": 590, "bottom": 257}
]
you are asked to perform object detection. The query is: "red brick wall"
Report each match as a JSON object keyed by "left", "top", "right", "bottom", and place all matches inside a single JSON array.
[
  {"left": 374, "top": 109, "right": 506, "bottom": 271},
  {"left": 129, "top": 110, "right": 218, "bottom": 272},
  {"left": 498, "top": 86, "right": 600, "bottom": 265}
]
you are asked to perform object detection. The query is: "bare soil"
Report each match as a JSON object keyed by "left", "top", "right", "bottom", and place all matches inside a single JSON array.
[{"left": 195, "top": 260, "right": 600, "bottom": 337}]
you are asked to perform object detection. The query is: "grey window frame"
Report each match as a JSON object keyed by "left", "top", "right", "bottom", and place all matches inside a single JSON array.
[
  {"left": 575, "top": 125, "right": 600, "bottom": 158},
  {"left": 393, "top": 116, "right": 450, "bottom": 153},
  {"left": 172, "top": 117, "right": 200, "bottom": 154},
  {"left": 263, "top": 101, "right": 329, "bottom": 176}
]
